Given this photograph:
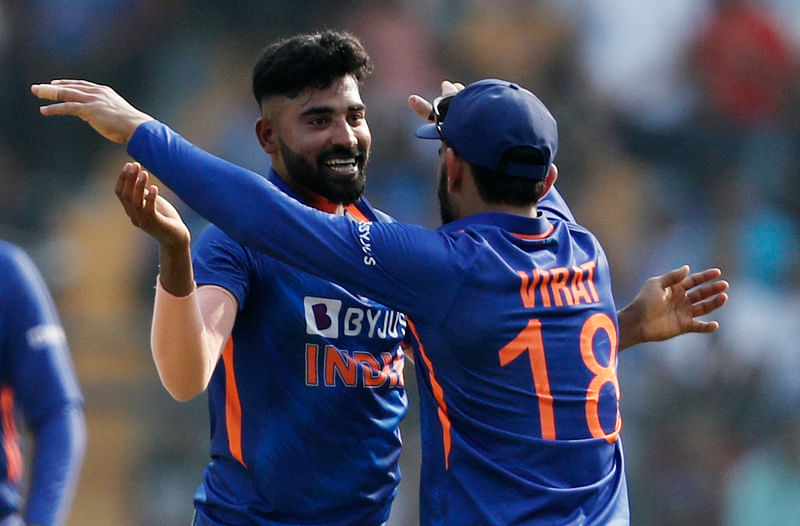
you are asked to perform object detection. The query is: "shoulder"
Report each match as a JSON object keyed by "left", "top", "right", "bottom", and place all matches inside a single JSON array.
[
  {"left": 193, "top": 224, "right": 250, "bottom": 259},
  {"left": 372, "top": 208, "right": 396, "bottom": 224},
  {"left": 0, "top": 240, "right": 28, "bottom": 267},
  {"left": 553, "top": 219, "right": 609, "bottom": 259},
  {"left": 192, "top": 224, "right": 268, "bottom": 294},
  {"left": 357, "top": 196, "right": 396, "bottom": 224},
  {"left": 0, "top": 241, "right": 41, "bottom": 287},
  {"left": 194, "top": 223, "right": 233, "bottom": 245}
]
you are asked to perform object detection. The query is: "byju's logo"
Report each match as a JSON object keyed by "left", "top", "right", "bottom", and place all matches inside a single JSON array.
[{"left": 304, "top": 297, "right": 342, "bottom": 338}]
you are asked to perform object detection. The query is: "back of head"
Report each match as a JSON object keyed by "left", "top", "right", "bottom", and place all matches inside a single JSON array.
[
  {"left": 416, "top": 78, "right": 559, "bottom": 206},
  {"left": 252, "top": 30, "right": 373, "bottom": 104}
]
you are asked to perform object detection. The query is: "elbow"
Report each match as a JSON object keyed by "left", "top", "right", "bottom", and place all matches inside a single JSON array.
[
  {"left": 167, "top": 390, "right": 198, "bottom": 403},
  {"left": 164, "top": 382, "right": 206, "bottom": 402},
  {"left": 171, "top": 391, "right": 203, "bottom": 402},
  {"left": 158, "top": 372, "right": 209, "bottom": 402}
]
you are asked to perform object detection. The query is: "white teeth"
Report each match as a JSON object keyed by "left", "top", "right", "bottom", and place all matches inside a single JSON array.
[
  {"left": 324, "top": 158, "right": 358, "bottom": 174},
  {"left": 325, "top": 158, "right": 356, "bottom": 166}
]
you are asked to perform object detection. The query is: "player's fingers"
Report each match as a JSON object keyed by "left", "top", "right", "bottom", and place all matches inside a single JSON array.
[
  {"left": 38, "top": 101, "right": 93, "bottom": 117},
  {"left": 118, "top": 163, "right": 140, "bottom": 202},
  {"left": 50, "top": 79, "right": 104, "bottom": 89},
  {"left": 118, "top": 171, "right": 142, "bottom": 227},
  {"left": 692, "top": 292, "right": 729, "bottom": 317},
  {"left": 689, "top": 320, "right": 721, "bottom": 333},
  {"left": 440, "top": 80, "right": 461, "bottom": 97},
  {"left": 144, "top": 184, "right": 158, "bottom": 217},
  {"left": 114, "top": 163, "right": 133, "bottom": 197},
  {"left": 30, "top": 84, "right": 61, "bottom": 100},
  {"left": 115, "top": 170, "right": 140, "bottom": 226},
  {"left": 132, "top": 168, "right": 149, "bottom": 209},
  {"left": 43, "top": 80, "right": 109, "bottom": 99},
  {"left": 115, "top": 163, "right": 141, "bottom": 206},
  {"left": 686, "top": 280, "right": 729, "bottom": 303},
  {"left": 117, "top": 171, "right": 135, "bottom": 205},
  {"left": 31, "top": 83, "right": 93, "bottom": 102},
  {"left": 657, "top": 265, "right": 690, "bottom": 288},
  {"left": 408, "top": 95, "right": 433, "bottom": 121},
  {"left": 681, "top": 268, "right": 723, "bottom": 290}
]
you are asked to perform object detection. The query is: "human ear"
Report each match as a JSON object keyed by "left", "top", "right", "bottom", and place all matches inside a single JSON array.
[
  {"left": 255, "top": 118, "right": 278, "bottom": 154},
  {"left": 541, "top": 163, "right": 558, "bottom": 196}
]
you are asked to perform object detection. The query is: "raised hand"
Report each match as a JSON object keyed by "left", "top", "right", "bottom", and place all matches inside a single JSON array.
[
  {"left": 618, "top": 265, "right": 730, "bottom": 350},
  {"left": 31, "top": 79, "right": 153, "bottom": 143},
  {"left": 408, "top": 80, "right": 465, "bottom": 121},
  {"left": 115, "top": 162, "right": 190, "bottom": 249}
]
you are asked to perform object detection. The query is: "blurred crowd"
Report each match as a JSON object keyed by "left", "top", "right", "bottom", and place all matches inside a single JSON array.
[{"left": 1, "top": 0, "right": 799, "bottom": 524}]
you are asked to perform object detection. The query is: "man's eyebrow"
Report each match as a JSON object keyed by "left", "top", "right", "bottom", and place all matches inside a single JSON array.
[
  {"left": 298, "top": 104, "right": 366, "bottom": 118},
  {"left": 299, "top": 106, "right": 334, "bottom": 117}
]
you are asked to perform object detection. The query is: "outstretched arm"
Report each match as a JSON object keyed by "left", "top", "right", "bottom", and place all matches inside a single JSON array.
[
  {"left": 32, "top": 80, "right": 152, "bottom": 143},
  {"left": 115, "top": 163, "right": 236, "bottom": 400},
  {"left": 617, "top": 265, "right": 729, "bottom": 351}
]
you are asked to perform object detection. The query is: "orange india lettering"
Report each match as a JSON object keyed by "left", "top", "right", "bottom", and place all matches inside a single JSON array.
[
  {"left": 308, "top": 345, "right": 402, "bottom": 388},
  {"left": 324, "top": 346, "right": 358, "bottom": 386}
]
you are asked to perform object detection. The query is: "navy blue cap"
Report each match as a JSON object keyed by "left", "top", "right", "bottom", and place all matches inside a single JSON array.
[{"left": 416, "top": 79, "right": 558, "bottom": 180}]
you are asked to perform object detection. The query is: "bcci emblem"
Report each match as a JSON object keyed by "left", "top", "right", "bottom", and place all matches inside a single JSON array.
[{"left": 304, "top": 297, "right": 342, "bottom": 338}]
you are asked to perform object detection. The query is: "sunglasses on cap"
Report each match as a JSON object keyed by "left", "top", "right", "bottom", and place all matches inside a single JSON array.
[{"left": 428, "top": 94, "right": 455, "bottom": 142}]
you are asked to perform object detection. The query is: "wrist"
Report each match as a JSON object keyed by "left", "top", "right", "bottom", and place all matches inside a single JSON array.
[
  {"left": 616, "top": 304, "right": 643, "bottom": 351},
  {"left": 156, "top": 275, "right": 196, "bottom": 299},
  {"left": 157, "top": 240, "right": 195, "bottom": 297},
  {"left": 158, "top": 231, "right": 191, "bottom": 253},
  {"left": 126, "top": 114, "right": 156, "bottom": 143}
]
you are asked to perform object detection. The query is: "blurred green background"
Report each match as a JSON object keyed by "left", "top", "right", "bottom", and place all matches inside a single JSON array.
[{"left": 3, "top": 0, "right": 800, "bottom": 524}]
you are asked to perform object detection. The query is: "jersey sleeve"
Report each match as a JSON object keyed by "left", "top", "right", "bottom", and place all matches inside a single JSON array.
[
  {"left": 128, "top": 122, "right": 465, "bottom": 322},
  {"left": 192, "top": 224, "right": 253, "bottom": 310}
]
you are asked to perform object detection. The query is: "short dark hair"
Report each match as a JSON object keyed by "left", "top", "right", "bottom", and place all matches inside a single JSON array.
[
  {"left": 252, "top": 30, "right": 373, "bottom": 105},
  {"left": 469, "top": 161, "right": 547, "bottom": 207},
  {"left": 443, "top": 139, "right": 546, "bottom": 206}
]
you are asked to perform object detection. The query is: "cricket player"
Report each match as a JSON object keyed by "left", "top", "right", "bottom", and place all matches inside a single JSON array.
[
  {"left": 32, "top": 74, "right": 728, "bottom": 525},
  {"left": 113, "top": 32, "right": 407, "bottom": 526},
  {"left": 0, "top": 241, "right": 85, "bottom": 526}
]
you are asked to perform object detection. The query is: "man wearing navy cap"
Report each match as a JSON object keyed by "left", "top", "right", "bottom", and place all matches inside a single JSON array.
[{"left": 33, "top": 77, "right": 728, "bottom": 525}]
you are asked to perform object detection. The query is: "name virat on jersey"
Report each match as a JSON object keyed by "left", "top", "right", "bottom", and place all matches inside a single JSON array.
[{"left": 517, "top": 261, "right": 600, "bottom": 308}]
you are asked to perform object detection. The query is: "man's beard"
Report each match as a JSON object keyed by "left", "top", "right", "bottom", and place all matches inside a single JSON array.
[
  {"left": 437, "top": 162, "right": 457, "bottom": 225},
  {"left": 280, "top": 139, "right": 368, "bottom": 204}
]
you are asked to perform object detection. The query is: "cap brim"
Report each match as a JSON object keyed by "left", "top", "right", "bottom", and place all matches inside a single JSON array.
[{"left": 415, "top": 123, "right": 440, "bottom": 139}]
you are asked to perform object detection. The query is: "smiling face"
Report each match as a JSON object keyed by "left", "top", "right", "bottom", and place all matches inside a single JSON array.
[{"left": 257, "top": 75, "right": 371, "bottom": 205}]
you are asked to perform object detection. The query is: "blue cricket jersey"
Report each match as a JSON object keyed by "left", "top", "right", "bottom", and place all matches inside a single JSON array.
[
  {"left": 189, "top": 172, "right": 407, "bottom": 525},
  {"left": 0, "top": 241, "right": 85, "bottom": 526},
  {"left": 129, "top": 121, "right": 630, "bottom": 525}
]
